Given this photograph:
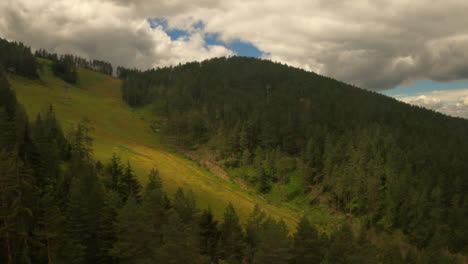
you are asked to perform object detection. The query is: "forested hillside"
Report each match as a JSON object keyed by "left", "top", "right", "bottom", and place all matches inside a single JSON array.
[
  {"left": 0, "top": 37, "right": 466, "bottom": 263},
  {"left": 2, "top": 65, "right": 459, "bottom": 263},
  {"left": 121, "top": 57, "right": 468, "bottom": 254}
]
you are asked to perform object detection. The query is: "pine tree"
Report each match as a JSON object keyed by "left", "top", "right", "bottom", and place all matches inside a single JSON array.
[
  {"left": 36, "top": 191, "right": 67, "bottom": 264},
  {"left": 99, "top": 189, "right": 121, "bottom": 264},
  {"left": 253, "top": 218, "right": 291, "bottom": 264},
  {"left": 141, "top": 169, "right": 168, "bottom": 248},
  {"left": 352, "top": 229, "right": 378, "bottom": 264},
  {"left": 199, "top": 207, "right": 219, "bottom": 262},
  {"left": 404, "top": 248, "right": 418, "bottom": 264},
  {"left": 155, "top": 210, "right": 206, "bottom": 264},
  {"left": 245, "top": 204, "right": 267, "bottom": 262},
  {"left": 322, "top": 223, "right": 356, "bottom": 264},
  {"left": 172, "top": 188, "right": 198, "bottom": 224},
  {"left": 0, "top": 150, "right": 38, "bottom": 264},
  {"left": 291, "top": 215, "right": 323, "bottom": 264},
  {"left": 120, "top": 161, "right": 142, "bottom": 202},
  {"left": 62, "top": 168, "right": 104, "bottom": 264},
  {"left": 110, "top": 196, "right": 156, "bottom": 264},
  {"left": 0, "top": 80, "right": 40, "bottom": 263},
  {"left": 68, "top": 119, "right": 93, "bottom": 164},
  {"left": 380, "top": 243, "right": 404, "bottom": 264},
  {"left": 103, "top": 154, "right": 123, "bottom": 193},
  {"left": 218, "top": 203, "right": 244, "bottom": 263}
]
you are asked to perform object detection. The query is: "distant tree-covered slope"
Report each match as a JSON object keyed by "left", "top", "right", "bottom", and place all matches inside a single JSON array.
[
  {"left": 0, "top": 38, "right": 113, "bottom": 84},
  {"left": 35, "top": 49, "right": 113, "bottom": 82},
  {"left": 121, "top": 56, "right": 468, "bottom": 254},
  {"left": 0, "top": 38, "right": 38, "bottom": 78}
]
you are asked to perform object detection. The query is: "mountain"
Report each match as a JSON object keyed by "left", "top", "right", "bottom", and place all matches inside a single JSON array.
[
  {"left": 8, "top": 56, "right": 303, "bottom": 226},
  {"left": 0, "top": 38, "right": 466, "bottom": 263},
  {"left": 120, "top": 56, "right": 468, "bottom": 254}
]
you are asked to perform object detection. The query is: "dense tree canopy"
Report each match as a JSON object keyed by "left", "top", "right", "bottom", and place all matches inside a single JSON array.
[
  {"left": 2, "top": 66, "right": 462, "bottom": 263},
  {"left": 51, "top": 54, "right": 78, "bottom": 84},
  {"left": 121, "top": 56, "right": 468, "bottom": 254},
  {"left": 36, "top": 49, "right": 113, "bottom": 76},
  {"left": 0, "top": 38, "right": 38, "bottom": 79}
]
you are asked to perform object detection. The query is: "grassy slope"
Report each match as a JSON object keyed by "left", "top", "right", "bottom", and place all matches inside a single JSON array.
[{"left": 9, "top": 59, "right": 341, "bottom": 230}]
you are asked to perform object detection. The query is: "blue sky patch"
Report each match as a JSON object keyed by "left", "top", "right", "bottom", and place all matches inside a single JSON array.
[
  {"left": 205, "top": 33, "right": 263, "bottom": 58},
  {"left": 167, "top": 29, "right": 190, "bottom": 40},
  {"left": 382, "top": 80, "right": 468, "bottom": 98},
  {"left": 148, "top": 18, "right": 167, "bottom": 29},
  {"left": 148, "top": 18, "right": 190, "bottom": 40},
  {"left": 148, "top": 18, "right": 263, "bottom": 58}
]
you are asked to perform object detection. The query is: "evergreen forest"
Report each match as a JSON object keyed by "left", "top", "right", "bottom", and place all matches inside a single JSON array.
[{"left": 0, "top": 38, "right": 466, "bottom": 264}]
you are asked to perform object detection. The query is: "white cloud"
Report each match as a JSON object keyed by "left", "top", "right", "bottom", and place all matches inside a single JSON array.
[
  {"left": 401, "top": 95, "right": 442, "bottom": 109},
  {"left": 398, "top": 89, "right": 468, "bottom": 119},
  {"left": 0, "top": 0, "right": 233, "bottom": 70},
  {"left": 1, "top": 0, "right": 468, "bottom": 90},
  {"left": 461, "top": 96, "right": 468, "bottom": 105}
]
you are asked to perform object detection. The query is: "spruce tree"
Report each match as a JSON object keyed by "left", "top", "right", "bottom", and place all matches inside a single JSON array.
[
  {"left": 291, "top": 215, "right": 323, "bottom": 264},
  {"left": 141, "top": 168, "right": 168, "bottom": 248},
  {"left": 103, "top": 154, "right": 123, "bottom": 193},
  {"left": 322, "top": 223, "right": 356, "bottom": 264},
  {"left": 253, "top": 218, "right": 291, "bottom": 264},
  {"left": 156, "top": 210, "right": 206, "bottom": 264},
  {"left": 111, "top": 196, "right": 156, "bottom": 264},
  {"left": 199, "top": 207, "right": 219, "bottom": 262},
  {"left": 63, "top": 168, "right": 104, "bottom": 264},
  {"left": 245, "top": 204, "right": 267, "bottom": 262},
  {"left": 120, "top": 161, "right": 142, "bottom": 202},
  {"left": 218, "top": 203, "right": 244, "bottom": 264},
  {"left": 172, "top": 188, "right": 198, "bottom": 224}
]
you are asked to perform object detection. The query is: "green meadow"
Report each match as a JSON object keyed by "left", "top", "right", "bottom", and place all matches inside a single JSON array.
[{"left": 9, "top": 59, "right": 340, "bottom": 230}]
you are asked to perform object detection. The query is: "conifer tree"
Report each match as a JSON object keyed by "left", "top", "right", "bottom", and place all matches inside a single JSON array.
[
  {"left": 380, "top": 243, "right": 404, "bottom": 264},
  {"left": 0, "top": 150, "right": 37, "bottom": 264},
  {"left": 0, "top": 74, "right": 39, "bottom": 264},
  {"left": 218, "top": 203, "right": 244, "bottom": 264},
  {"left": 63, "top": 168, "right": 104, "bottom": 264},
  {"left": 120, "top": 161, "right": 142, "bottom": 202},
  {"left": 245, "top": 204, "right": 267, "bottom": 262},
  {"left": 172, "top": 188, "right": 198, "bottom": 224},
  {"left": 99, "top": 189, "right": 121, "bottom": 264},
  {"left": 322, "top": 223, "right": 356, "bottom": 264},
  {"left": 199, "top": 207, "right": 219, "bottom": 262},
  {"left": 103, "top": 154, "right": 123, "bottom": 193},
  {"left": 253, "top": 218, "right": 291, "bottom": 264},
  {"left": 111, "top": 196, "right": 156, "bottom": 264},
  {"left": 141, "top": 168, "right": 168, "bottom": 248},
  {"left": 291, "top": 215, "right": 323, "bottom": 264},
  {"left": 156, "top": 210, "right": 206, "bottom": 264}
]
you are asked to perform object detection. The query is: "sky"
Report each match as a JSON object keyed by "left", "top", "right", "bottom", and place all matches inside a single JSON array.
[{"left": 1, "top": 0, "right": 467, "bottom": 118}]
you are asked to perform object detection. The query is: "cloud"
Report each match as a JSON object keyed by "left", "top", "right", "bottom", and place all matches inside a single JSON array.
[
  {"left": 398, "top": 89, "right": 468, "bottom": 119},
  {"left": 1, "top": 0, "right": 468, "bottom": 90},
  {"left": 0, "top": 0, "right": 233, "bottom": 70},
  {"left": 401, "top": 95, "right": 443, "bottom": 109}
]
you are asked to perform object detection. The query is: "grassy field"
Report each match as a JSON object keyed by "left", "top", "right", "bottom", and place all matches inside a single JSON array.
[{"left": 9, "top": 59, "right": 340, "bottom": 230}]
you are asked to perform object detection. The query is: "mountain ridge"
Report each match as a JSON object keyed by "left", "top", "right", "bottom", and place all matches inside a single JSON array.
[
  {"left": 119, "top": 56, "right": 468, "bottom": 254},
  {"left": 1, "top": 36, "right": 466, "bottom": 261}
]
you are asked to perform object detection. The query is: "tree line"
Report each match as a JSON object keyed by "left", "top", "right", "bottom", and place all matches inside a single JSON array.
[
  {"left": 0, "top": 38, "right": 39, "bottom": 79},
  {"left": 0, "top": 66, "right": 460, "bottom": 263},
  {"left": 0, "top": 38, "right": 114, "bottom": 85},
  {"left": 35, "top": 49, "right": 113, "bottom": 77},
  {"left": 120, "top": 57, "right": 468, "bottom": 255}
]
